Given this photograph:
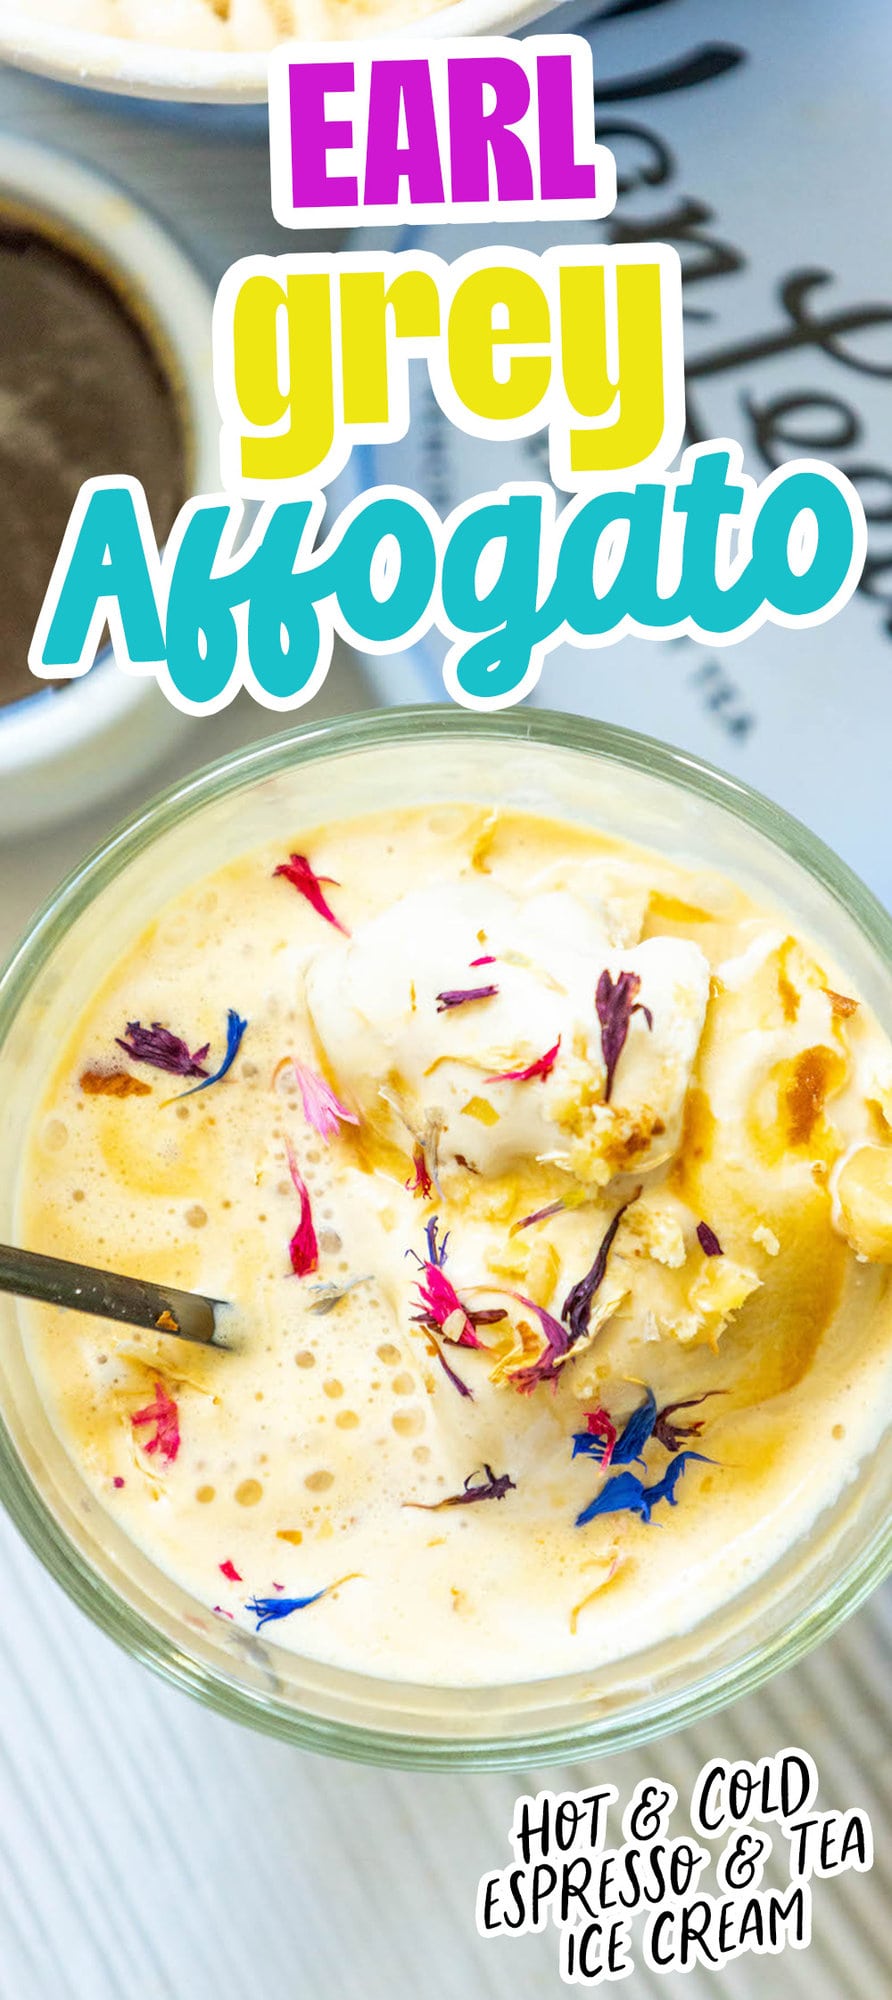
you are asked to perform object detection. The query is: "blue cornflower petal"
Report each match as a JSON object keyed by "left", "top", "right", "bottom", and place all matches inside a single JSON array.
[
  {"left": 572, "top": 1431, "right": 610, "bottom": 1460},
  {"left": 575, "top": 1451, "right": 714, "bottom": 1528},
  {"left": 177, "top": 1009, "right": 248, "bottom": 1099},
  {"left": 246, "top": 1590, "right": 326, "bottom": 1629},
  {"left": 573, "top": 1390, "right": 658, "bottom": 1467},
  {"left": 612, "top": 1389, "right": 658, "bottom": 1466},
  {"left": 424, "top": 1215, "right": 450, "bottom": 1268},
  {"left": 645, "top": 1451, "right": 714, "bottom": 1509},
  {"left": 576, "top": 1470, "right": 650, "bottom": 1527}
]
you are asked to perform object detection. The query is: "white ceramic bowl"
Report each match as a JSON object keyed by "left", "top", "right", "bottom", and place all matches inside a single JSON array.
[
  {"left": 0, "top": 134, "right": 219, "bottom": 838},
  {"left": 0, "top": 0, "right": 595, "bottom": 106}
]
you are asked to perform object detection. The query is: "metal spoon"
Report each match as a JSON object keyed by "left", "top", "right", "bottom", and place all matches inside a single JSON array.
[{"left": 0, "top": 1243, "right": 229, "bottom": 1348}]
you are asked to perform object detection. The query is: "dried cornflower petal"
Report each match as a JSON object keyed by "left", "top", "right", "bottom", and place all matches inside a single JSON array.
[
  {"left": 175, "top": 1010, "right": 247, "bottom": 1100},
  {"left": 502, "top": 1293, "right": 570, "bottom": 1393},
  {"left": 575, "top": 1451, "right": 713, "bottom": 1527},
  {"left": 595, "top": 970, "right": 653, "bottom": 1101},
  {"left": 652, "top": 1391, "right": 724, "bottom": 1453},
  {"left": 274, "top": 853, "right": 349, "bottom": 933},
  {"left": 381, "top": 1090, "right": 444, "bottom": 1201},
  {"left": 574, "top": 1385, "right": 722, "bottom": 1468},
  {"left": 281, "top": 1057, "right": 359, "bottom": 1142},
  {"left": 571, "top": 1408, "right": 618, "bottom": 1467},
  {"left": 117, "top": 1022, "right": 209, "bottom": 1078},
  {"left": 435, "top": 985, "right": 499, "bottom": 1012},
  {"left": 423, "top": 1331, "right": 474, "bottom": 1399},
  {"left": 307, "top": 1276, "right": 371, "bottom": 1315},
  {"left": 285, "top": 1143, "right": 319, "bottom": 1277},
  {"left": 424, "top": 1216, "right": 449, "bottom": 1268},
  {"left": 246, "top": 1573, "right": 358, "bottom": 1630},
  {"left": 511, "top": 1197, "right": 570, "bottom": 1235},
  {"left": 612, "top": 1389, "right": 658, "bottom": 1465},
  {"left": 406, "top": 1146, "right": 434, "bottom": 1199},
  {"left": 486, "top": 1038, "right": 561, "bottom": 1084},
  {"left": 248, "top": 1592, "right": 324, "bottom": 1625},
  {"left": 412, "top": 1260, "right": 480, "bottom": 1347},
  {"left": 562, "top": 1195, "right": 637, "bottom": 1348},
  {"left": 696, "top": 1221, "right": 723, "bottom": 1256},
  {"left": 407, "top": 1216, "right": 486, "bottom": 1348},
  {"left": 131, "top": 1380, "right": 180, "bottom": 1464},
  {"left": 404, "top": 1464, "right": 515, "bottom": 1510},
  {"left": 573, "top": 1395, "right": 655, "bottom": 1466}
]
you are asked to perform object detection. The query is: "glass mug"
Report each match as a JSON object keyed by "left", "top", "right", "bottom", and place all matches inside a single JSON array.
[{"left": 0, "top": 707, "right": 888, "bottom": 1769}]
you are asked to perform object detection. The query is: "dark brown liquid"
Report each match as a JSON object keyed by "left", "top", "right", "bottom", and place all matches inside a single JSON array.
[{"left": 0, "top": 206, "right": 189, "bottom": 707}]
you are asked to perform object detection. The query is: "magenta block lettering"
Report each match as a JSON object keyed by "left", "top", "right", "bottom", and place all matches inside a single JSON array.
[
  {"left": 290, "top": 61, "right": 358, "bottom": 209},
  {"left": 537, "top": 54, "right": 596, "bottom": 201},
  {"left": 447, "top": 56, "right": 534, "bottom": 203},
  {"left": 364, "top": 60, "right": 445, "bottom": 206}
]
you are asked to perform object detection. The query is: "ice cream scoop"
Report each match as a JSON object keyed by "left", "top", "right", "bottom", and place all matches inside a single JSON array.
[{"left": 305, "top": 878, "right": 710, "bottom": 1184}]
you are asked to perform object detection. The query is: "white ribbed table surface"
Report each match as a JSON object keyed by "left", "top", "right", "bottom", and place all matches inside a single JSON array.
[{"left": 0, "top": 53, "right": 888, "bottom": 2000}]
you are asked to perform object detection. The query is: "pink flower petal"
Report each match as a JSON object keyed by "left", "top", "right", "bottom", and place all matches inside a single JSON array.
[
  {"left": 282, "top": 1058, "right": 358, "bottom": 1143},
  {"left": 486, "top": 1037, "right": 561, "bottom": 1084},
  {"left": 585, "top": 1408, "right": 618, "bottom": 1468},
  {"left": 286, "top": 1143, "right": 319, "bottom": 1277},
  {"left": 413, "top": 1262, "right": 481, "bottom": 1348},
  {"left": 406, "top": 1146, "right": 434, "bottom": 1199},
  {"left": 274, "top": 854, "right": 349, "bottom": 934},
  {"left": 131, "top": 1381, "right": 180, "bottom": 1464}
]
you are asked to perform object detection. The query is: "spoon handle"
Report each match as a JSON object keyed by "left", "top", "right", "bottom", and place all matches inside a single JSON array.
[{"left": 0, "top": 1242, "right": 226, "bottom": 1347}]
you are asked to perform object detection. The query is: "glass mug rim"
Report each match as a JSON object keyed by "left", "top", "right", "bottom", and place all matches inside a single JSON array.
[{"left": 1, "top": 703, "right": 890, "bottom": 1770}]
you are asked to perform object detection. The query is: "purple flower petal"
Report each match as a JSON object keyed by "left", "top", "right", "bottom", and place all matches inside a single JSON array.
[
  {"left": 697, "top": 1221, "right": 723, "bottom": 1257},
  {"left": 436, "top": 985, "right": 499, "bottom": 1012},
  {"left": 510, "top": 1198, "right": 569, "bottom": 1235},
  {"left": 499, "top": 1293, "right": 570, "bottom": 1393},
  {"left": 424, "top": 1331, "right": 474, "bottom": 1399},
  {"left": 116, "top": 1022, "right": 210, "bottom": 1078},
  {"left": 595, "top": 970, "right": 653, "bottom": 1101},
  {"left": 405, "top": 1464, "right": 515, "bottom": 1510},
  {"left": 424, "top": 1215, "right": 449, "bottom": 1268},
  {"left": 652, "top": 1391, "right": 725, "bottom": 1452},
  {"left": 561, "top": 1196, "right": 637, "bottom": 1348}
]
